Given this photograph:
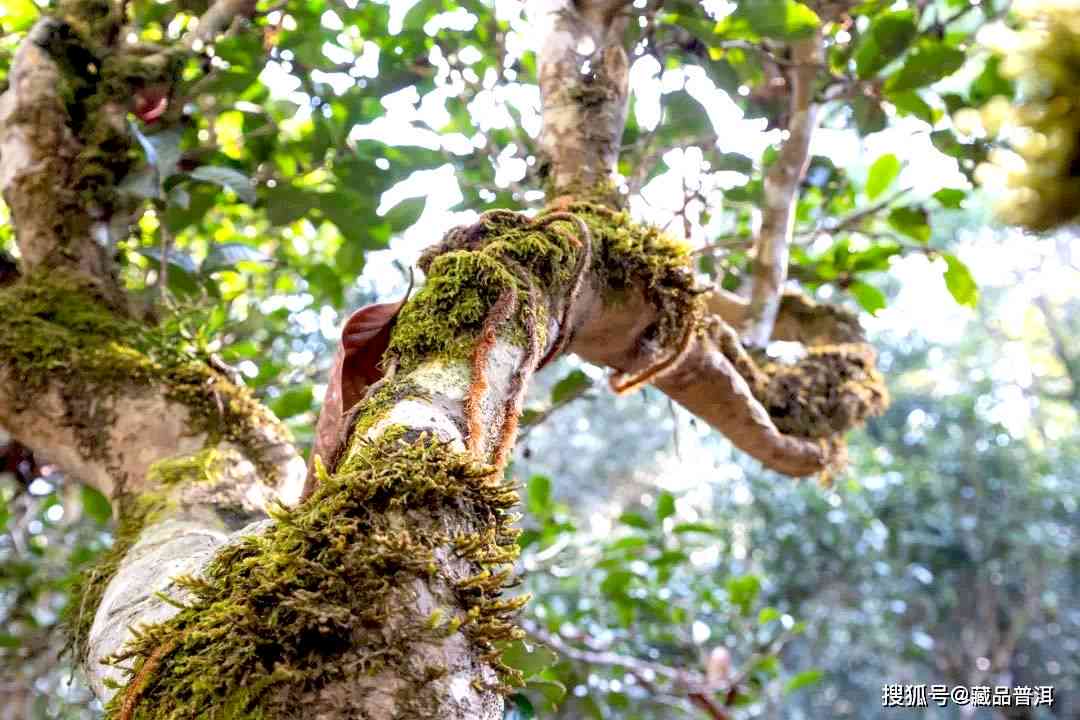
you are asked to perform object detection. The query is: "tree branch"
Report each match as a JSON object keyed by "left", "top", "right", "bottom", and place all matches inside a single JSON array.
[
  {"left": 744, "top": 32, "right": 825, "bottom": 347},
  {"left": 535, "top": 0, "right": 632, "bottom": 202}
]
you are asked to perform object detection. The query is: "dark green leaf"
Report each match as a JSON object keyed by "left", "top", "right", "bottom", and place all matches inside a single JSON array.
[
  {"left": 550, "top": 369, "right": 591, "bottom": 405},
  {"left": 854, "top": 11, "right": 918, "bottom": 79},
  {"left": 188, "top": 166, "right": 257, "bottom": 204},
  {"left": 887, "top": 90, "right": 935, "bottom": 124},
  {"left": 504, "top": 693, "right": 536, "bottom": 720},
  {"left": 852, "top": 96, "right": 887, "bottom": 136},
  {"left": 885, "top": 40, "right": 966, "bottom": 92},
  {"left": 887, "top": 206, "right": 931, "bottom": 243}
]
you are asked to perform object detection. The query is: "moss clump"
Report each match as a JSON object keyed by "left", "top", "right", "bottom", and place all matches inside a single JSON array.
[
  {"left": 147, "top": 448, "right": 224, "bottom": 486},
  {"left": 758, "top": 344, "right": 889, "bottom": 438},
  {"left": 106, "top": 429, "right": 526, "bottom": 719},
  {"left": 560, "top": 202, "right": 698, "bottom": 347},
  {"left": 394, "top": 211, "right": 585, "bottom": 372},
  {"left": 0, "top": 271, "right": 285, "bottom": 481}
]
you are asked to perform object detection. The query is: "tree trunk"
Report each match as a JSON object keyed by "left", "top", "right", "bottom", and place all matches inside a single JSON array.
[{"left": 0, "top": 1, "right": 885, "bottom": 717}]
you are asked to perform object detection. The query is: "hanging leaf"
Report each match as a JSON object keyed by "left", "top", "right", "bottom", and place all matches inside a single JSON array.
[
  {"left": 854, "top": 10, "right": 918, "bottom": 79},
  {"left": 202, "top": 243, "right": 272, "bottom": 274},
  {"left": 887, "top": 206, "right": 931, "bottom": 243},
  {"left": 865, "top": 153, "right": 901, "bottom": 200},
  {"left": 942, "top": 253, "right": 978, "bottom": 307},
  {"left": 849, "top": 280, "right": 887, "bottom": 314},
  {"left": 885, "top": 40, "right": 966, "bottom": 92},
  {"left": 188, "top": 166, "right": 257, "bottom": 205},
  {"left": 550, "top": 369, "right": 591, "bottom": 405}
]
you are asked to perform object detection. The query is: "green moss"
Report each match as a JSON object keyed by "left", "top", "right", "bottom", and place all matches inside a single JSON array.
[
  {"left": 106, "top": 429, "right": 526, "bottom": 719},
  {"left": 147, "top": 448, "right": 225, "bottom": 486},
  {"left": 543, "top": 176, "right": 622, "bottom": 208},
  {"left": 0, "top": 271, "right": 285, "bottom": 480},
  {"left": 559, "top": 202, "right": 698, "bottom": 347}
]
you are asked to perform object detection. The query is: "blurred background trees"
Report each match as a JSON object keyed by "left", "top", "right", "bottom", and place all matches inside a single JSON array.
[{"left": 0, "top": 0, "right": 1076, "bottom": 717}]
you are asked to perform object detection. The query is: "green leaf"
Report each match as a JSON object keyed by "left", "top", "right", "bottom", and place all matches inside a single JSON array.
[
  {"left": 885, "top": 40, "right": 966, "bottom": 92},
  {"left": 656, "top": 492, "right": 676, "bottom": 521},
  {"left": 865, "top": 154, "right": 901, "bottom": 200},
  {"left": 933, "top": 188, "right": 967, "bottom": 209},
  {"left": 726, "top": 574, "right": 762, "bottom": 614},
  {"left": 380, "top": 196, "right": 426, "bottom": 232},
  {"left": 0, "top": 0, "right": 39, "bottom": 32},
  {"left": 887, "top": 206, "right": 931, "bottom": 243},
  {"left": 271, "top": 385, "right": 313, "bottom": 419},
  {"left": 618, "top": 512, "right": 651, "bottom": 530},
  {"left": 526, "top": 679, "right": 567, "bottom": 710},
  {"left": 504, "top": 693, "right": 536, "bottom": 720},
  {"left": 0, "top": 633, "right": 20, "bottom": 648},
  {"left": 887, "top": 90, "right": 935, "bottom": 124},
  {"left": 265, "top": 184, "right": 315, "bottom": 226},
  {"left": 852, "top": 96, "right": 887, "bottom": 136},
  {"left": 601, "top": 570, "right": 635, "bottom": 598},
  {"left": 81, "top": 486, "right": 112, "bottom": 525},
  {"left": 501, "top": 640, "right": 559, "bottom": 678},
  {"left": 970, "top": 56, "right": 1014, "bottom": 104},
  {"left": 854, "top": 10, "right": 918, "bottom": 79},
  {"left": 758, "top": 607, "right": 781, "bottom": 625},
  {"left": 729, "top": 0, "right": 820, "bottom": 40},
  {"left": 550, "top": 369, "right": 591, "bottom": 405},
  {"left": 942, "top": 253, "right": 978, "bottom": 307},
  {"left": 526, "top": 475, "right": 553, "bottom": 517},
  {"left": 137, "top": 245, "right": 199, "bottom": 275},
  {"left": 849, "top": 280, "right": 886, "bottom": 315},
  {"left": 785, "top": 669, "right": 825, "bottom": 693},
  {"left": 202, "top": 243, "right": 271, "bottom": 273},
  {"left": 672, "top": 522, "right": 721, "bottom": 535},
  {"left": 713, "top": 152, "right": 754, "bottom": 174},
  {"left": 188, "top": 167, "right": 257, "bottom": 205}
]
